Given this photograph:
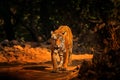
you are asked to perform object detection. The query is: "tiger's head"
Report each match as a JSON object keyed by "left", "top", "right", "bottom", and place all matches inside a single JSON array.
[{"left": 51, "top": 30, "right": 66, "bottom": 52}]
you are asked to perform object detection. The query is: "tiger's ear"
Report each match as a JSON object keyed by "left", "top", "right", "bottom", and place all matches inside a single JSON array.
[{"left": 51, "top": 31, "right": 53, "bottom": 34}]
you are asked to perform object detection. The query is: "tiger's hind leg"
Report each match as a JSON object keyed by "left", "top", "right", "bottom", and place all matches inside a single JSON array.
[{"left": 68, "top": 48, "right": 72, "bottom": 65}]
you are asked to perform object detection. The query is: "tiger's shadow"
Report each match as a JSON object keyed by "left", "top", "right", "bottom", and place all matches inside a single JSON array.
[
  {"left": 23, "top": 59, "right": 84, "bottom": 71},
  {"left": 23, "top": 65, "right": 51, "bottom": 71}
]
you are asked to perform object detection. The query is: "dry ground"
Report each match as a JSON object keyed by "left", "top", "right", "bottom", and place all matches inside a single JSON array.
[{"left": 0, "top": 44, "right": 93, "bottom": 80}]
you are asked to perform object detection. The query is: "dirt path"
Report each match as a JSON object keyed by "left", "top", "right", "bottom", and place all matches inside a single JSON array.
[
  {"left": 0, "top": 65, "right": 78, "bottom": 80},
  {"left": 0, "top": 54, "right": 92, "bottom": 80}
]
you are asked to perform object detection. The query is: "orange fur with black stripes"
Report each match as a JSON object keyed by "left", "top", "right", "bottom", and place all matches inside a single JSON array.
[{"left": 50, "top": 25, "right": 73, "bottom": 72}]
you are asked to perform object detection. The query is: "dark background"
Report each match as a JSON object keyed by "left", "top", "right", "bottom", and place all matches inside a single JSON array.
[
  {"left": 0, "top": 0, "right": 120, "bottom": 53},
  {"left": 0, "top": 0, "right": 120, "bottom": 79}
]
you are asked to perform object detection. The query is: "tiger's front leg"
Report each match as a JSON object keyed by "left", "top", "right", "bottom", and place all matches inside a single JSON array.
[
  {"left": 58, "top": 52, "right": 64, "bottom": 69},
  {"left": 63, "top": 50, "right": 69, "bottom": 71},
  {"left": 51, "top": 51, "right": 58, "bottom": 72}
]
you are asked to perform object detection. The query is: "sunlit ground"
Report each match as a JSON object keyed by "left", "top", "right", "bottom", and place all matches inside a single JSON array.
[{"left": 0, "top": 45, "right": 93, "bottom": 80}]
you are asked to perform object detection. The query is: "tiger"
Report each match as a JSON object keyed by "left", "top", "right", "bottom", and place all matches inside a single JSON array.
[{"left": 50, "top": 25, "right": 73, "bottom": 72}]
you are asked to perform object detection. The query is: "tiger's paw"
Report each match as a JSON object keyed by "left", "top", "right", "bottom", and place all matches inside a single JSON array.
[
  {"left": 51, "top": 70, "right": 59, "bottom": 73},
  {"left": 68, "top": 62, "right": 72, "bottom": 66},
  {"left": 51, "top": 68, "right": 59, "bottom": 73},
  {"left": 60, "top": 67, "right": 67, "bottom": 71}
]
